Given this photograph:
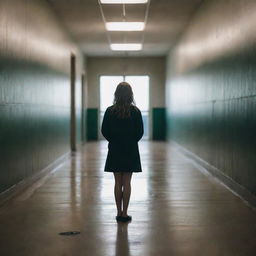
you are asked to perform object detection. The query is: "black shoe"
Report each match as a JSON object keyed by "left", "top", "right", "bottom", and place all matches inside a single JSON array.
[
  {"left": 121, "top": 215, "right": 132, "bottom": 222},
  {"left": 116, "top": 216, "right": 123, "bottom": 222}
]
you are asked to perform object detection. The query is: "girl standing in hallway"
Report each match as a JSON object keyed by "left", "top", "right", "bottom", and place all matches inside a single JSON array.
[{"left": 101, "top": 82, "right": 144, "bottom": 222}]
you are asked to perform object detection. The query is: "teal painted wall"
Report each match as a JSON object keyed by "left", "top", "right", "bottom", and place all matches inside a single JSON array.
[
  {"left": 0, "top": 0, "right": 84, "bottom": 194},
  {"left": 85, "top": 107, "right": 167, "bottom": 141},
  {"left": 152, "top": 108, "right": 166, "bottom": 140},
  {"left": 86, "top": 108, "right": 98, "bottom": 140},
  {"left": 166, "top": 0, "right": 256, "bottom": 195},
  {"left": 81, "top": 108, "right": 87, "bottom": 142}
]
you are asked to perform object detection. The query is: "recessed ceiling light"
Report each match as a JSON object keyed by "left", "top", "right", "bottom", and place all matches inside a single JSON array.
[
  {"left": 106, "top": 22, "right": 145, "bottom": 31},
  {"left": 100, "top": 0, "right": 148, "bottom": 4},
  {"left": 110, "top": 43, "right": 142, "bottom": 51}
]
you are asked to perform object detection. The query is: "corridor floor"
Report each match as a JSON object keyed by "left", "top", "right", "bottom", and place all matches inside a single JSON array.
[{"left": 1, "top": 141, "right": 256, "bottom": 256}]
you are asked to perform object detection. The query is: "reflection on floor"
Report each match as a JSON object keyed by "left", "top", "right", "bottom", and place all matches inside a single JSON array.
[{"left": 0, "top": 141, "right": 256, "bottom": 256}]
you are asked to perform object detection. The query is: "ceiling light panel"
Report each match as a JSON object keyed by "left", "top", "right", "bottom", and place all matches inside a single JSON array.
[
  {"left": 106, "top": 22, "right": 145, "bottom": 31},
  {"left": 100, "top": 0, "right": 148, "bottom": 4},
  {"left": 110, "top": 43, "right": 142, "bottom": 51},
  {"left": 103, "top": 5, "right": 145, "bottom": 24}
]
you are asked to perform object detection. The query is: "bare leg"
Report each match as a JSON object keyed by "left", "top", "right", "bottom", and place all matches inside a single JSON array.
[
  {"left": 121, "top": 172, "right": 132, "bottom": 217},
  {"left": 113, "top": 173, "right": 123, "bottom": 216}
]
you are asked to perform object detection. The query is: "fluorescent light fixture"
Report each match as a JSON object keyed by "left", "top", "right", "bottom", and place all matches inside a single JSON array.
[
  {"left": 106, "top": 22, "right": 144, "bottom": 31},
  {"left": 110, "top": 43, "right": 142, "bottom": 51},
  {"left": 100, "top": 0, "right": 148, "bottom": 4}
]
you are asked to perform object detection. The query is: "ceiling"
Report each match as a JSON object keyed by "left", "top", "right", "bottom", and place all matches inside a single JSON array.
[{"left": 48, "top": 0, "right": 203, "bottom": 56}]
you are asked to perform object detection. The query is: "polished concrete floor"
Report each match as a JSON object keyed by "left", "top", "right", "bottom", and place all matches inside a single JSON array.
[{"left": 1, "top": 141, "right": 256, "bottom": 256}]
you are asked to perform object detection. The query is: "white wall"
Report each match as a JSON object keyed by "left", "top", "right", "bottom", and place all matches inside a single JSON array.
[{"left": 87, "top": 56, "right": 166, "bottom": 139}]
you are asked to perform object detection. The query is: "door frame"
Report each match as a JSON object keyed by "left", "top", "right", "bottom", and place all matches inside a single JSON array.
[{"left": 70, "top": 53, "right": 76, "bottom": 151}]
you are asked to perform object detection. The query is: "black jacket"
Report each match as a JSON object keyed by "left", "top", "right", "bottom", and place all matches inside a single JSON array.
[{"left": 101, "top": 105, "right": 144, "bottom": 172}]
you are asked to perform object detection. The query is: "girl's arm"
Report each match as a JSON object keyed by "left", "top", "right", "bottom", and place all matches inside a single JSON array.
[
  {"left": 101, "top": 108, "right": 111, "bottom": 141},
  {"left": 135, "top": 109, "right": 144, "bottom": 141}
]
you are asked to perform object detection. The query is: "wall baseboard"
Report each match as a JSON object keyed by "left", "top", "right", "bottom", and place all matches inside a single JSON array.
[
  {"left": 0, "top": 151, "right": 71, "bottom": 207},
  {"left": 172, "top": 141, "right": 256, "bottom": 210}
]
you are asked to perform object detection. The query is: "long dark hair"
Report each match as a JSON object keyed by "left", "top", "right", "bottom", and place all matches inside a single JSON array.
[{"left": 111, "top": 81, "right": 135, "bottom": 118}]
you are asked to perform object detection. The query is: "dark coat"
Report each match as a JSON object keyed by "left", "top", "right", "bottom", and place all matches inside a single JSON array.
[{"left": 101, "top": 105, "right": 144, "bottom": 172}]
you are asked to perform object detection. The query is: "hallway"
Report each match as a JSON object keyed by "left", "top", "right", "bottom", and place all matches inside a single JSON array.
[
  {"left": 1, "top": 142, "right": 256, "bottom": 256},
  {"left": 1, "top": 0, "right": 256, "bottom": 255}
]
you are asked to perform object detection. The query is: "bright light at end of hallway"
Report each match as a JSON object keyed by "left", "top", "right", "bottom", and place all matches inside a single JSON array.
[
  {"left": 110, "top": 43, "right": 142, "bottom": 51},
  {"left": 100, "top": 0, "right": 148, "bottom": 4},
  {"left": 106, "top": 22, "right": 145, "bottom": 31}
]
